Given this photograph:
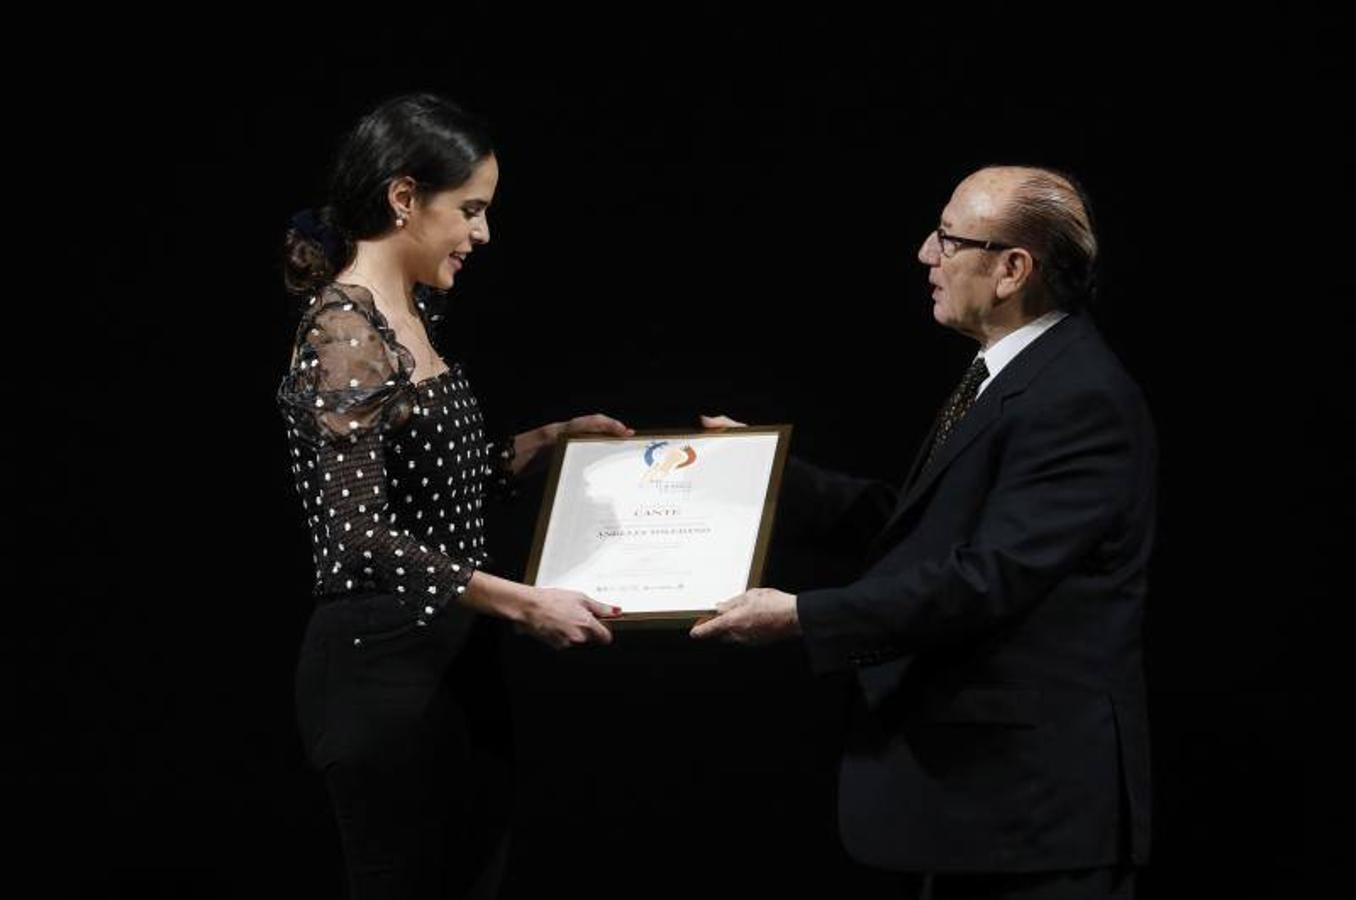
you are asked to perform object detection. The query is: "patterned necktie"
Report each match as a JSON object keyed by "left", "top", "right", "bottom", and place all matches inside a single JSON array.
[{"left": 923, "top": 356, "right": 990, "bottom": 469}]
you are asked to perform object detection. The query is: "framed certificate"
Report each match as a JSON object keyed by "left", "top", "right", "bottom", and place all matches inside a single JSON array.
[{"left": 524, "top": 426, "right": 792, "bottom": 623}]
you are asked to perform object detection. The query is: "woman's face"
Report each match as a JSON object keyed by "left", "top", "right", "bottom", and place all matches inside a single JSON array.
[{"left": 404, "top": 154, "right": 499, "bottom": 290}]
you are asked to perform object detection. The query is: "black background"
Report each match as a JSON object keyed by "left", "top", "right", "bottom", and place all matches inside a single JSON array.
[{"left": 32, "top": 7, "right": 1339, "bottom": 898}]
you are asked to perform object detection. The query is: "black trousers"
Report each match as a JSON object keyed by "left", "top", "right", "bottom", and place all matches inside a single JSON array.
[{"left": 296, "top": 592, "right": 512, "bottom": 899}]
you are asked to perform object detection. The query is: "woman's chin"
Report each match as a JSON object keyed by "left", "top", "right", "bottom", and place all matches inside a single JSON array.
[{"left": 431, "top": 265, "right": 456, "bottom": 291}]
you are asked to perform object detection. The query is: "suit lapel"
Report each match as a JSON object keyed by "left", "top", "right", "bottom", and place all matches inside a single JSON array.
[
  {"left": 900, "top": 416, "right": 941, "bottom": 496},
  {"left": 871, "top": 315, "right": 1091, "bottom": 546}
]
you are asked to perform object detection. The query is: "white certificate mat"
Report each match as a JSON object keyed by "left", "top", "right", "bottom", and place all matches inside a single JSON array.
[{"left": 525, "top": 427, "right": 792, "bottom": 621}]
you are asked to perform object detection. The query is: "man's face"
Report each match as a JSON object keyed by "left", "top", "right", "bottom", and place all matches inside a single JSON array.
[{"left": 917, "top": 171, "right": 1013, "bottom": 339}]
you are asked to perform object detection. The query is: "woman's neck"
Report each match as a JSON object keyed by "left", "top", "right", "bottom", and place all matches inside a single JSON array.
[{"left": 337, "top": 240, "right": 415, "bottom": 320}]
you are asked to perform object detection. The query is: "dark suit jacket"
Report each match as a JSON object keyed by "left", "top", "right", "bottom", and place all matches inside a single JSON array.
[{"left": 793, "top": 313, "right": 1155, "bottom": 873}]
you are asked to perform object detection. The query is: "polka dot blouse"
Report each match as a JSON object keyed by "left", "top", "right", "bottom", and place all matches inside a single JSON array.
[{"left": 277, "top": 283, "right": 515, "bottom": 626}]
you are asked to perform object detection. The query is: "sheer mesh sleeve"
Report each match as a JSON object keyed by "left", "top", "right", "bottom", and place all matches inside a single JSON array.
[
  {"left": 278, "top": 291, "right": 416, "bottom": 443},
  {"left": 485, "top": 433, "right": 518, "bottom": 498}
]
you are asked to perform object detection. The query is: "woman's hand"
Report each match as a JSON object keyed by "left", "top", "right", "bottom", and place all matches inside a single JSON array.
[{"left": 516, "top": 587, "right": 620, "bottom": 649}]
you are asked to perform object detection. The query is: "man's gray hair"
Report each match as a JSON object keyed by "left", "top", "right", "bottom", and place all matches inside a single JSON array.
[{"left": 993, "top": 167, "right": 1099, "bottom": 312}]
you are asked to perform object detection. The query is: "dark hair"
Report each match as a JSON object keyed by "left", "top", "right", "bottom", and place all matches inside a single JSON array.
[
  {"left": 990, "top": 166, "right": 1099, "bottom": 313},
  {"left": 283, "top": 93, "right": 494, "bottom": 295}
]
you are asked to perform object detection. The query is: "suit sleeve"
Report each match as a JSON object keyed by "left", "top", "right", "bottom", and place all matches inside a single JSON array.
[{"left": 776, "top": 455, "right": 899, "bottom": 549}]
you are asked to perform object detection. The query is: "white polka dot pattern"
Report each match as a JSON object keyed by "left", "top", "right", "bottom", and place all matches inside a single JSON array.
[{"left": 278, "top": 283, "right": 517, "bottom": 626}]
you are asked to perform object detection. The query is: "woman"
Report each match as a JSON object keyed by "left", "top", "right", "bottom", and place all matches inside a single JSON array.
[{"left": 279, "top": 93, "right": 627, "bottom": 898}]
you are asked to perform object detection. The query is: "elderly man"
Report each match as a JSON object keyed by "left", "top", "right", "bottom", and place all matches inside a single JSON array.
[{"left": 694, "top": 166, "right": 1155, "bottom": 899}]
